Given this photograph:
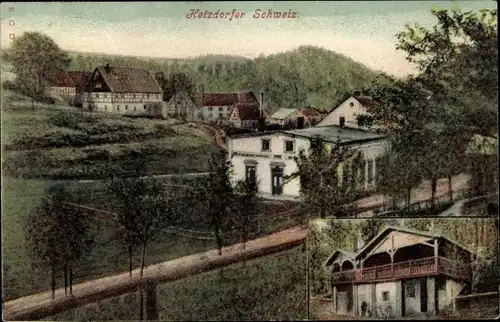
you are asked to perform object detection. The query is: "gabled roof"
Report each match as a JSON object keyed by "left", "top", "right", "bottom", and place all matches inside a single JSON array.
[
  {"left": 93, "top": 65, "right": 162, "bottom": 93},
  {"left": 201, "top": 91, "right": 258, "bottom": 107},
  {"left": 233, "top": 103, "right": 261, "bottom": 120},
  {"left": 67, "top": 71, "right": 92, "bottom": 92},
  {"left": 271, "top": 108, "right": 297, "bottom": 120},
  {"left": 324, "top": 249, "right": 357, "bottom": 267},
  {"left": 354, "top": 226, "right": 476, "bottom": 260},
  {"left": 50, "top": 71, "right": 76, "bottom": 88},
  {"left": 300, "top": 107, "right": 323, "bottom": 117}
]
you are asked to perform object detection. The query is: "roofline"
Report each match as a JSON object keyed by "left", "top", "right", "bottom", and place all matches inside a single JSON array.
[
  {"left": 323, "top": 249, "right": 356, "bottom": 267},
  {"left": 354, "top": 226, "right": 477, "bottom": 260},
  {"left": 84, "top": 66, "right": 162, "bottom": 94},
  {"left": 228, "top": 128, "right": 386, "bottom": 144}
]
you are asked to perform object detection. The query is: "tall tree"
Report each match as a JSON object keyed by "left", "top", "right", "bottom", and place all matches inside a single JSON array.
[
  {"left": 3, "top": 32, "right": 71, "bottom": 106},
  {"left": 190, "top": 149, "right": 236, "bottom": 256},
  {"left": 25, "top": 184, "right": 79, "bottom": 299},
  {"left": 234, "top": 174, "right": 260, "bottom": 250},
  {"left": 287, "top": 136, "right": 361, "bottom": 218}
]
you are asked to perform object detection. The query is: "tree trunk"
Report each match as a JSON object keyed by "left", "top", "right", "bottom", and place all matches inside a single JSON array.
[
  {"left": 447, "top": 176, "right": 453, "bottom": 201},
  {"left": 431, "top": 177, "right": 437, "bottom": 208},
  {"left": 51, "top": 265, "right": 56, "bottom": 300},
  {"left": 64, "top": 261, "right": 68, "bottom": 295},
  {"left": 140, "top": 242, "right": 147, "bottom": 277},
  {"left": 69, "top": 266, "right": 73, "bottom": 295},
  {"left": 406, "top": 188, "right": 412, "bottom": 207},
  {"left": 139, "top": 286, "right": 145, "bottom": 321},
  {"left": 139, "top": 242, "right": 147, "bottom": 321},
  {"left": 129, "top": 244, "right": 133, "bottom": 277}
]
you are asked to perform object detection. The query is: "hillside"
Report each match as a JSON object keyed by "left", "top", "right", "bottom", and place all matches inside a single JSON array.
[
  {"left": 1, "top": 90, "right": 218, "bottom": 180},
  {"left": 68, "top": 45, "right": 379, "bottom": 111}
]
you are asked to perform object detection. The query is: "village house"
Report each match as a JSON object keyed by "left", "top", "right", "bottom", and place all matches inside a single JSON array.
[
  {"left": 162, "top": 90, "right": 198, "bottom": 120},
  {"left": 228, "top": 103, "right": 261, "bottom": 129},
  {"left": 67, "top": 71, "right": 92, "bottom": 107},
  {"left": 200, "top": 91, "right": 261, "bottom": 126},
  {"left": 48, "top": 71, "right": 76, "bottom": 103},
  {"left": 324, "top": 226, "right": 476, "bottom": 318},
  {"left": 227, "top": 125, "right": 389, "bottom": 200},
  {"left": 271, "top": 106, "right": 325, "bottom": 129},
  {"left": 82, "top": 64, "right": 163, "bottom": 116},
  {"left": 318, "top": 91, "right": 377, "bottom": 129}
]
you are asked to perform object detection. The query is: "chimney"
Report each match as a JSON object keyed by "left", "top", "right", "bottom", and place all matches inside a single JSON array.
[
  {"left": 259, "top": 91, "right": 264, "bottom": 118},
  {"left": 297, "top": 116, "right": 305, "bottom": 129},
  {"left": 105, "top": 63, "right": 110, "bottom": 73},
  {"left": 354, "top": 90, "right": 362, "bottom": 97}
]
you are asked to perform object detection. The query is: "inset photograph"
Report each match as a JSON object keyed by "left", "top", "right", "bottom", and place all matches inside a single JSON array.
[{"left": 308, "top": 218, "right": 499, "bottom": 320}]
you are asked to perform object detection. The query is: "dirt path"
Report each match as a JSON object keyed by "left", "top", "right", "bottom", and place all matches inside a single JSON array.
[
  {"left": 194, "top": 121, "right": 228, "bottom": 150},
  {"left": 3, "top": 226, "right": 307, "bottom": 321}
]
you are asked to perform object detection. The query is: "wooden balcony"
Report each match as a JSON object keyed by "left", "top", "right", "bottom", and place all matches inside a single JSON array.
[{"left": 331, "top": 257, "right": 471, "bottom": 284}]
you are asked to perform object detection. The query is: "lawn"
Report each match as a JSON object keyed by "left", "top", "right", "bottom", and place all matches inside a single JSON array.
[
  {"left": 1, "top": 91, "right": 218, "bottom": 179},
  {"left": 49, "top": 247, "right": 308, "bottom": 321}
]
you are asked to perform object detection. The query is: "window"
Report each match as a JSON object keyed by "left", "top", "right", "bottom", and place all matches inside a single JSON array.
[
  {"left": 405, "top": 282, "right": 415, "bottom": 298},
  {"left": 382, "top": 291, "right": 390, "bottom": 301},
  {"left": 134, "top": 106, "right": 136, "bottom": 111},
  {"left": 121, "top": 93, "right": 125, "bottom": 98},
  {"left": 367, "top": 159, "right": 374, "bottom": 185},
  {"left": 261, "top": 139, "right": 271, "bottom": 151},
  {"left": 144, "top": 105, "right": 147, "bottom": 110},
  {"left": 125, "top": 105, "right": 129, "bottom": 110},
  {"left": 208, "top": 106, "right": 213, "bottom": 111},
  {"left": 133, "top": 94, "right": 136, "bottom": 98},
  {"left": 285, "top": 140, "right": 295, "bottom": 153},
  {"left": 349, "top": 102, "right": 354, "bottom": 107},
  {"left": 117, "top": 105, "right": 120, "bottom": 111},
  {"left": 245, "top": 165, "right": 256, "bottom": 182},
  {"left": 219, "top": 106, "right": 223, "bottom": 111},
  {"left": 104, "top": 105, "right": 107, "bottom": 111}
]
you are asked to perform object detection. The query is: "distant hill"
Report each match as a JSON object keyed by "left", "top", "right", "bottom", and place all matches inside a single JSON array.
[{"left": 67, "top": 46, "right": 380, "bottom": 111}]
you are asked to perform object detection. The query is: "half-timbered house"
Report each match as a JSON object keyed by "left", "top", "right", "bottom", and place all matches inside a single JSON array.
[{"left": 82, "top": 64, "right": 163, "bottom": 116}]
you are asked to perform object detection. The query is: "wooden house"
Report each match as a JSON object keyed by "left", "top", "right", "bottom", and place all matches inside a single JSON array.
[
  {"left": 67, "top": 71, "right": 92, "bottom": 107},
  {"left": 324, "top": 226, "right": 476, "bottom": 318},
  {"left": 200, "top": 91, "right": 261, "bottom": 126},
  {"left": 48, "top": 71, "right": 76, "bottom": 103}
]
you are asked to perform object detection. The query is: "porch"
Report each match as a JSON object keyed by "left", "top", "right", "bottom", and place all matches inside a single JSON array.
[{"left": 332, "top": 257, "right": 471, "bottom": 284}]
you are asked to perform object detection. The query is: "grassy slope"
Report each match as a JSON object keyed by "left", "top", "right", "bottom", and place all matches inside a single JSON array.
[
  {"left": 1, "top": 91, "right": 217, "bottom": 179},
  {"left": 49, "top": 247, "right": 307, "bottom": 321}
]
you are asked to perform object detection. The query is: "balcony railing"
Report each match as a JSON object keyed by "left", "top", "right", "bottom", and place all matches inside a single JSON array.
[{"left": 331, "top": 256, "right": 471, "bottom": 284}]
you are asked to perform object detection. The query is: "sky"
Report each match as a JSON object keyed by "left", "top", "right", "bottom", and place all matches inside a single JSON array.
[{"left": 0, "top": 1, "right": 496, "bottom": 77}]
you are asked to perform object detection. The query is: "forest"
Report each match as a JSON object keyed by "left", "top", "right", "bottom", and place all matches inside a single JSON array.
[{"left": 67, "top": 46, "right": 379, "bottom": 112}]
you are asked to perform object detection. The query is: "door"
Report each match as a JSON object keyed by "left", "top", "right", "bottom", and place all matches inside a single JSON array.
[
  {"left": 420, "top": 278, "right": 428, "bottom": 312},
  {"left": 271, "top": 167, "right": 284, "bottom": 195}
]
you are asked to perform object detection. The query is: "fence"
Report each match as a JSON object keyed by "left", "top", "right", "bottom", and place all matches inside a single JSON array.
[{"left": 452, "top": 291, "right": 499, "bottom": 314}]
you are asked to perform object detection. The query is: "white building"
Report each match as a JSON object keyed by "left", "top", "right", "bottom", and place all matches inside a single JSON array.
[
  {"left": 318, "top": 93, "right": 377, "bottom": 129},
  {"left": 82, "top": 64, "right": 163, "bottom": 116},
  {"left": 227, "top": 125, "right": 389, "bottom": 200}
]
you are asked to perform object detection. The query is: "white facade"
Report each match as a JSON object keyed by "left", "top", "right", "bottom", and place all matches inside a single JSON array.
[
  {"left": 82, "top": 92, "right": 162, "bottom": 115},
  {"left": 318, "top": 96, "right": 368, "bottom": 129},
  {"left": 228, "top": 130, "right": 389, "bottom": 199}
]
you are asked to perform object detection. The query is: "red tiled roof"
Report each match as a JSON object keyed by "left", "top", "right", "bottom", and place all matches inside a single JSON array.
[
  {"left": 355, "top": 96, "right": 378, "bottom": 108},
  {"left": 233, "top": 103, "right": 261, "bottom": 120},
  {"left": 50, "top": 72, "right": 76, "bottom": 88},
  {"left": 202, "top": 91, "right": 259, "bottom": 107},
  {"left": 300, "top": 107, "right": 323, "bottom": 117},
  {"left": 67, "top": 71, "right": 92, "bottom": 92}
]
